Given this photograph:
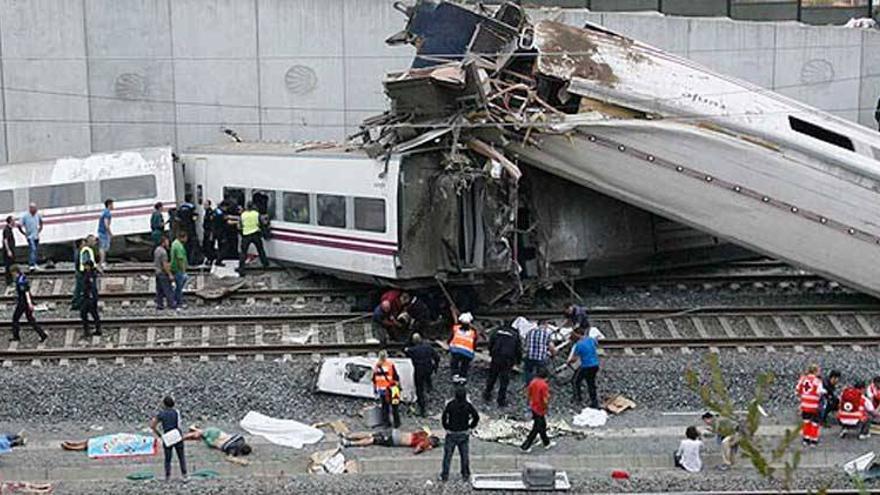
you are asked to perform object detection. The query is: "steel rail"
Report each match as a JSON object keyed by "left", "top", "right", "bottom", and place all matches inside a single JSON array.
[
  {"left": 3, "top": 333, "right": 880, "bottom": 362},
  {"left": 2, "top": 304, "right": 879, "bottom": 330},
  {"left": 0, "top": 286, "right": 367, "bottom": 304}
]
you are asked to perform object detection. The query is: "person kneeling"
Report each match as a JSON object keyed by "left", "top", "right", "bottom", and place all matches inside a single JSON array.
[{"left": 839, "top": 381, "right": 871, "bottom": 440}]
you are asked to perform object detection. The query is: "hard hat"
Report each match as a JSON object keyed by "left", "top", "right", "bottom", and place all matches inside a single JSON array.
[{"left": 458, "top": 312, "right": 474, "bottom": 324}]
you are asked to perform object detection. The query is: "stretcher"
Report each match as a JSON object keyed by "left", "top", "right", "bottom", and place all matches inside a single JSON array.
[{"left": 471, "top": 472, "right": 571, "bottom": 491}]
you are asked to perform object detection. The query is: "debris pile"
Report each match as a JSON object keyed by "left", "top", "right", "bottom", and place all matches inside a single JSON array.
[{"left": 354, "top": 0, "right": 633, "bottom": 288}]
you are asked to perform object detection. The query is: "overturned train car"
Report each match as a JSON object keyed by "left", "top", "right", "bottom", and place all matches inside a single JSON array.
[
  {"left": 357, "top": 0, "right": 880, "bottom": 297},
  {"left": 178, "top": 142, "right": 741, "bottom": 287}
]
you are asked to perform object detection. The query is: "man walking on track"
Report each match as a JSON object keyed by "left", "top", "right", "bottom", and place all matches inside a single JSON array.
[
  {"left": 521, "top": 367, "right": 556, "bottom": 452},
  {"left": 8, "top": 265, "right": 47, "bottom": 343}
]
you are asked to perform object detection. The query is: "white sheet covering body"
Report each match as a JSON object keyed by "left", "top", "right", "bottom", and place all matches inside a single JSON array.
[{"left": 239, "top": 411, "right": 324, "bottom": 448}]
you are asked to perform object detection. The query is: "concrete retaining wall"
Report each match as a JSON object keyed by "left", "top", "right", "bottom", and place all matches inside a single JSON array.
[{"left": 0, "top": 0, "right": 877, "bottom": 164}]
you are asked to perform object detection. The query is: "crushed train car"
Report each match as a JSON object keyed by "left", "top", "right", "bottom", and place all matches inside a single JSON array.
[{"left": 356, "top": 0, "right": 880, "bottom": 298}]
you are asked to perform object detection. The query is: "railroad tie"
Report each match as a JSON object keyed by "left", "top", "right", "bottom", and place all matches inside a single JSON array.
[
  {"left": 827, "top": 315, "right": 861, "bottom": 352},
  {"left": 609, "top": 320, "right": 634, "bottom": 356},
  {"left": 3, "top": 340, "right": 16, "bottom": 368},
  {"left": 227, "top": 325, "right": 237, "bottom": 361},
  {"left": 144, "top": 326, "right": 156, "bottom": 364},
  {"left": 800, "top": 316, "right": 834, "bottom": 353},
  {"left": 690, "top": 317, "right": 719, "bottom": 354},
  {"left": 716, "top": 317, "right": 747, "bottom": 353},
  {"left": 772, "top": 316, "right": 804, "bottom": 353},
  {"left": 254, "top": 325, "right": 264, "bottom": 362},
  {"left": 59, "top": 328, "right": 75, "bottom": 367},
  {"left": 854, "top": 315, "right": 878, "bottom": 337},
  {"left": 171, "top": 326, "right": 183, "bottom": 364},
  {"left": 87, "top": 333, "right": 101, "bottom": 366},
  {"left": 637, "top": 319, "right": 663, "bottom": 355},
  {"left": 663, "top": 319, "right": 691, "bottom": 355},
  {"left": 745, "top": 316, "right": 775, "bottom": 353},
  {"left": 116, "top": 327, "right": 128, "bottom": 366},
  {"left": 200, "top": 325, "right": 210, "bottom": 362}
]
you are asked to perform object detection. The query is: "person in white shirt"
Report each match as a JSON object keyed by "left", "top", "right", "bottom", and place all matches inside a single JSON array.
[{"left": 675, "top": 426, "right": 703, "bottom": 473}]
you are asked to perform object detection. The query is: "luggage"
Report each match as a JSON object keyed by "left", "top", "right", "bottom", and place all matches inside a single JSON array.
[{"left": 522, "top": 462, "right": 556, "bottom": 489}]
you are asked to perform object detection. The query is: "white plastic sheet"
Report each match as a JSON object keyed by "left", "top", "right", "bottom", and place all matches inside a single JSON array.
[
  {"left": 572, "top": 407, "right": 608, "bottom": 428},
  {"left": 239, "top": 411, "right": 324, "bottom": 448}
]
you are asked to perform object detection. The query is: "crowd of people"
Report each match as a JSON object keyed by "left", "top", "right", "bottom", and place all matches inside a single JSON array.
[
  {"left": 796, "top": 365, "right": 880, "bottom": 444},
  {"left": 4, "top": 194, "right": 275, "bottom": 342},
  {"left": 368, "top": 300, "right": 601, "bottom": 482}
]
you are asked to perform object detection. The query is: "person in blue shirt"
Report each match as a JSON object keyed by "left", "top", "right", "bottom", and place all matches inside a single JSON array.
[
  {"left": 567, "top": 329, "right": 600, "bottom": 408},
  {"left": 97, "top": 199, "right": 114, "bottom": 268},
  {"left": 17, "top": 203, "right": 42, "bottom": 270}
]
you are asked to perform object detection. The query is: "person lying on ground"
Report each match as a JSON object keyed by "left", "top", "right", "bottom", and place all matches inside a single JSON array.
[
  {"left": 341, "top": 427, "right": 440, "bottom": 454},
  {"left": 0, "top": 432, "right": 25, "bottom": 453},
  {"left": 183, "top": 426, "right": 252, "bottom": 457}
]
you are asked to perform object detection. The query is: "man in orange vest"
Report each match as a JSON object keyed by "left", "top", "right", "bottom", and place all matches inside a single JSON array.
[
  {"left": 796, "top": 364, "right": 823, "bottom": 446},
  {"left": 838, "top": 380, "right": 870, "bottom": 440},
  {"left": 373, "top": 350, "right": 402, "bottom": 428},
  {"left": 449, "top": 313, "right": 478, "bottom": 381}
]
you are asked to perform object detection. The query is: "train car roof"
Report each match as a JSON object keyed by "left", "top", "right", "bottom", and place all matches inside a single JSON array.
[{"left": 182, "top": 141, "right": 380, "bottom": 159}]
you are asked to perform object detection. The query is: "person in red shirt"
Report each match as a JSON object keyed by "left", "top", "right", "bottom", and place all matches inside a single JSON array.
[{"left": 521, "top": 367, "right": 556, "bottom": 452}]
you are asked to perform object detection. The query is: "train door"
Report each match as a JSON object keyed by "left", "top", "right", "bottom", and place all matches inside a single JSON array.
[{"left": 457, "top": 182, "right": 485, "bottom": 271}]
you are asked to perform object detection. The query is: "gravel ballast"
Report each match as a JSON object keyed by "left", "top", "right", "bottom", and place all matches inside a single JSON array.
[{"left": 1, "top": 350, "right": 877, "bottom": 424}]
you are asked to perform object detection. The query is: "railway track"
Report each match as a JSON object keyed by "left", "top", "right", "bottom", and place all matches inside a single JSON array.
[{"left": 3, "top": 304, "right": 880, "bottom": 364}]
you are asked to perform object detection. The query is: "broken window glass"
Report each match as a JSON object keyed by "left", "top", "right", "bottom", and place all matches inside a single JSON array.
[
  {"left": 317, "top": 194, "right": 346, "bottom": 229},
  {"left": 354, "top": 197, "right": 386, "bottom": 233},
  {"left": 283, "top": 192, "right": 310, "bottom": 224},
  {"left": 344, "top": 363, "right": 372, "bottom": 384},
  {"left": 223, "top": 187, "right": 245, "bottom": 208}
]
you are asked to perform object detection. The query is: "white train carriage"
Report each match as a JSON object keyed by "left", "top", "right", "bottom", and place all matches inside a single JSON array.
[
  {"left": 180, "top": 143, "right": 400, "bottom": 280},
  {"left": 0, "top": 147, "right": 177, "bottom": 250}
]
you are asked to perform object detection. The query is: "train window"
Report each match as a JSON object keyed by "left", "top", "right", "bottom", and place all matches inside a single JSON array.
[
  {"left": 252, "top": 190, "right": 277, "bottom": 220},
  {"left": 223, "top": 187, "right": 245, "bottom": 208},
  {"left": 788, "top": 116, "right": 854, "bottom": 152},
  {"left": 99, "top": 175, "right": 157, "bottom": 202},
  {"left": 354, "top": 197, "right": 386, "bottom": 233},
  {"left": 29, "top": 183, "right": 86, "bottom": 209},
  {"left": 0, "top": 190, "right": 12, "bottom": 214},
  {"left": 317, "top": 194, "right": 346, "bottom": 228},
  {"left": 282, "top": 192, "right": 310, "bottom": 224}
]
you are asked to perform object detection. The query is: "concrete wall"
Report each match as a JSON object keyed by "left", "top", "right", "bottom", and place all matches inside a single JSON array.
[{"left": 0, "top": 0, "right": 878, "bottom": 164}]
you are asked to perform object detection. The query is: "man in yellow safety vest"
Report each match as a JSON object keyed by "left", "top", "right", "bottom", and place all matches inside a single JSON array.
[{"left": 238, "top": 202, "right": 269, "bottom": 276}]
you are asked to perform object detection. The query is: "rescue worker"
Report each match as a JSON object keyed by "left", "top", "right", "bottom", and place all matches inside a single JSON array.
[
  {"left": 8, "top": 265, "right": 47, "bottom": 343},
  {"left": 482, "top": 322, "right": 522, "bottom": 407},
  {"left": 71, "top": 236, "right": 96, "bottom": 311},
  {"left": 373, "top": 351, "right": 402, "bottom": 428},
  {"left": 819, "top": 369, "right": 841, "bottom": 426},
  {"left": 839, "top": 381, "right": 871, "bottom": 440},
  {"left": 568, "top": 328, "right": 600, "bottom": 409},
  {"left": 150, "top": 202, "right": 165, "bottom": 247},
  {"left": 176, "top": 195, "right": 199, "bottom": 265},
  {"left": 404, "top": 333, "right": 440, "bottom": 417},
  {"left": 563, "top": 303, "right": 591, "bottom": 332},
  {"left": 3, "top": 216, "right": 15, "bottom": 286},
  {"left": 398, "top": 292, "right": 433, "bottom": 335},
  {"left": 201, "top": 200, "right": 217, "bottom": 267},
  {"left": 373, "top": 300, "right": 402, "bottom": 345},
  {"left": 238, "top": 202, "right": 269, "bottom": 276},
  {"left": 448, "top": 312, "right": 478, "bottom": 381},
  {"left": 80, "top": 259, "right": 101, "bottom": 338},
  {"left": 796, "top": 364, "right": 823, "bottom": 446}
]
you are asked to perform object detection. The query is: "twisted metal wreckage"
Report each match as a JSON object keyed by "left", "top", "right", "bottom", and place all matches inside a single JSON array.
[
  {"left": 355, "top": 0, "right": 674, "bottom": 292},
  {"left": 354, "top": 0, "right": 880, "bottom": 298}
]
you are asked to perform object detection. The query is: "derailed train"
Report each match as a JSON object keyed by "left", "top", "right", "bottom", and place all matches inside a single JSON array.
[{"left": 7, "top": 0, "right": 879, "bottom": 296}]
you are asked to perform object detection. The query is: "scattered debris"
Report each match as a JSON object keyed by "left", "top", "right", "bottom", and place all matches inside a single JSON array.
[
  {"left": 604, "top": 395, "right": 636, "bottom": 415},
  {"left": 316, "top": 357, "right": 417, "bottom": 403},
  {"left": 239, "top": 411, "right": 323, "bottom": 449},
  {"left": 572, "top": 407, "right": 607, "bottom": 428},
  {"left": 474, "top": 417, "right": 586, "bottom": 446},
  {"left": 611, "top": 470, "right": 630, "bottom": 480},
  {"left": 195, "top": 277, "right": 246, "bottom": 301},
  {"left": 0, "top": 482, "right": 54, "bottom": 494},
  {"left": 843, "top": 452, "right": 876, "bottom": 476},
  {"left": 472, "top": 468, "right": 571, "bottom": 491},
  {"left": 309, "top": 447, "right": 353, "bottom": 475}
]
